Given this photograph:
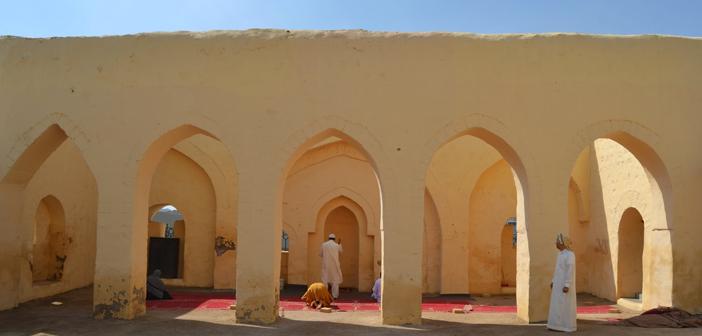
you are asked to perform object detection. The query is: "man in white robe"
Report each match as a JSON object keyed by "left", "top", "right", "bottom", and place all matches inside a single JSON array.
[
  {"left": 547, "top": 233, "right": 577, "bottom": 332},
  {"left": 320, "top": 233, "right": 343, "bottom": 299},
  {"left": 371, "top": 273, "right": 381, "bottom": 302}
]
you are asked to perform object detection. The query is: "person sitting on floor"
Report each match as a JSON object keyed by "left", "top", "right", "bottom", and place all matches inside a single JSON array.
[
  {"left": 146, "top": 269, "right": 173, "bottom": 300},
  {"left": 301, "top": 282, "right": 333, "bottom": 309},
  {"left": 371, "top": 273, "right": 381, "bottom": 303}
]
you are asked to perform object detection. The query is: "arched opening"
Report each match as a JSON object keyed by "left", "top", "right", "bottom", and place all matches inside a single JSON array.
[
  {"left": 0, "top": 123, "right": 98, "bottom": 309},
  {"left": 566, "top": 133, "right": 672, "bottom": 311},
  {"left": 468, "top": 159, "right": 518, "bottom": 294},
  {"left": 148, "top": 205, "right": 185, "bottom": 280},
  {"left": 148, "top": 147, "right": 216, "bottom": 288},
  {"left": 617, "top": 207, "right": 644, "bottom": 301},
  {"left": 280, "top": 130, "right": 382, "bottom": 297},
  {"left": 118, "top": 124, "right": 237, "bottom": 317},
  {"left": 425, "top": 130, "right": 526, "bottom": 297},
  {"left": 306, "top": 196, "right": 374, "bottom": 291},
  {"left": 324, "top": 206, "right": 360, "bottom": 288},
  {"left": 32, "top": 195, "right": 67, "bottom": 284},
  {"left": 424, "top": 126, "right": 528, "bottom": 319}
]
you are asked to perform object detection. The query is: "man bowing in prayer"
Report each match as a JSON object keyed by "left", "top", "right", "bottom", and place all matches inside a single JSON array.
[
  {"left": 320, "top": 233, "right": 343, "bottom": 299},
  {"left": 146, "top": 269, "right": 173, "bottom": 300},
  {"left": 547, "top": 233, "right": 577, "bottom": 332}
]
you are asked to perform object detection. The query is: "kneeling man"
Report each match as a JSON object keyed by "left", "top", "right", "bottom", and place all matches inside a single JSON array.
[{"left": 302, "top": 282, "right": 333, "bottom": 309}]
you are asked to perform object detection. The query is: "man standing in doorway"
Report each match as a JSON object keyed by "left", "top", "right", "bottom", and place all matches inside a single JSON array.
[
  {"left": 547, "top": 233, "right": 577, "bottom": 332},
  {"left": 320, "top": 233, "right": 343, "bottom": 299}
]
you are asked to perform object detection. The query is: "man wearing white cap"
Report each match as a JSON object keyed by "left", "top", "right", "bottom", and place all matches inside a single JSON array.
[
  {"left": 547, "top": 233, "right": 577, "bottom": 332},
  {"left": 320, "top": 233, "right": 343, "bottom": 299}
]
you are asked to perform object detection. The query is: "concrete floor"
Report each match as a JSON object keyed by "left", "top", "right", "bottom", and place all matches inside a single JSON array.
[{"left": 1, "top": 287, "right": 699, "bottom": 336}]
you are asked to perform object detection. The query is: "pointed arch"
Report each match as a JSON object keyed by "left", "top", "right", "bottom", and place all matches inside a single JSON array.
[
  {"left": 279, "top": 119, "right": 386, "bottom": 290},
  {"left": 32, "top": 195, "right": 67, "bottom": 283},
  {"left": 568, "top": 120, "right": 673, "bottom": 310},
  {"left": 1, "top": 125, "right": 67, "bottom": 185},
  {"left": 124, "top": 123, "right": 238, "bottom": 310},
  {"left": 423, "top": 114, "right": 532, "bottom": 320},
  {"left": 617, "top": 207, "right": 644, "bottom": 302},
  {"left": 0, "top": 122, "right": 97, "bottom": 310},
  {"left": 279, "top": 116, "right": 388, "bottom": 180},
  {"left": 1, "top": 113, "right": 94, "bottom": 184},
  {"left": 309, "top": 195, "right": 374, "bottom": 290},
  {"left": 569, "top": 120, "right": 672, "bottom": 230}
]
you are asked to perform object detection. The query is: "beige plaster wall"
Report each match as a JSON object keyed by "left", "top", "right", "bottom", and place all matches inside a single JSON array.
[
  {"left": 423, "top": 189, "right": 441, "bottom": 294},
  {"left": 468, "top": 160, "right": 517, "bottom": 294},
  {"left": 149, "top": 149, "right": 216, "bottom": 287},
  {"left": 500, "top": 224, "right": 517, "bottom": 287},
  {"left": 174, "top": 134, "right": 238, "bottom": 290},
  {"left": 282, "top": 141, "right": 380, "bottom": 292},
  {"left": 583, "top": 139, "right": 655, "bottom": 303},
  {"left": 568, "top": 181, "right": 591, "bottom": 293},
  {"left": 283, "top": 138, "right": 493, "bottom": 295},
  {"left": 566, "top": 146, "right": 592, "bottom": 294},
  {"left": 0, "top": 32, "right": 699, "bottom": 324},
  {"left": 426, "top": 136, "right": 501, "bottom": 294},
  {"left": 19, "top": 141, "right": 97, "bottom": 302}
]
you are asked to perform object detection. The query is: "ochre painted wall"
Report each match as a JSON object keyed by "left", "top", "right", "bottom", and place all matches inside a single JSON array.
[
  {"left": 149, "top": 149, "right": 216, "bottom": 287},
  {"left": 426, "top": 136, "right": 501, "bottom": 294},
  {"left": 173, "top": 135, "right": 238, "bottom": 290},
  {"left": 19, "top": 141, "right": 97, "bottom": 302},
  {"left": 283, "top": 141, "right": 380, "bottom": 291},
  {"left": 583, "top": 139, "right": 654, "bottom": 302},
  {"left": 423, "top": 189, "right": 441, "bottom": 294},
  {"left": 468, "top": 160, "right": 517, "bottom": 294},
  {"left": 0, "top": 32, "right": 699, "bottom": 324},
  {"left": 568, "top": 181, "right": 590, "bottom": 293},
  {"left": 500, "top": 224, "right": 517, "bottom": 287}
]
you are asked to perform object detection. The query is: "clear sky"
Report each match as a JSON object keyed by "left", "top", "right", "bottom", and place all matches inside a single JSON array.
[{"left": 1, "top": 0, "right": 700, "bottom": 38}]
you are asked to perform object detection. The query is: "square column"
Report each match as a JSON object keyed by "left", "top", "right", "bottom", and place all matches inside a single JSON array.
[
  {"left": 93, "top": 181, "right": 147, "bottom": 319},
  {"left": 235, "top": 174, "right": 280, "bottom": 324},
  {"left": 380, "top": 178, "right": 424, "bottom": 325}
]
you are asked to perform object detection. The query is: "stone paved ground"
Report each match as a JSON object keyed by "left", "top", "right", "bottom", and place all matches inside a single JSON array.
[{"left": 1, "top": 287, "right": 699, "bottom": 336}]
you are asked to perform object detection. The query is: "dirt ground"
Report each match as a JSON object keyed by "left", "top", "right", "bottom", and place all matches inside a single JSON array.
[{"left": 0, "top": 287, "right": 699, "bottom": 336}]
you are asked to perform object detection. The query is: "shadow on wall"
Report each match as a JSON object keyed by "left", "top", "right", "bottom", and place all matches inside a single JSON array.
[
  {"left": 423, "top": 188, "right": 441, "bottom": 294},
  {"left": 580, "top": 142, "right": 617, "bottom": 300}
]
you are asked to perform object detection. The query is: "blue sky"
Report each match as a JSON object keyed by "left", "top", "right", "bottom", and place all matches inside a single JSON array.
[{"left": 1, "top": 0, "right": 700, "bottom": 38}]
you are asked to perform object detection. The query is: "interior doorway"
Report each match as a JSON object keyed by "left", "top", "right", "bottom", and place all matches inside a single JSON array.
[
  {"left": 617, "top": 207, "right": 644, "bottom": 300},
  {"left": 324, "top": 206, "right": 359, "bottom": 289}
]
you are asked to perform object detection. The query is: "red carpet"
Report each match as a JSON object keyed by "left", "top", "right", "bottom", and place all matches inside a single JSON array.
[{"left": 147, "top": 292, "right": 613, "bottom": 314}]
